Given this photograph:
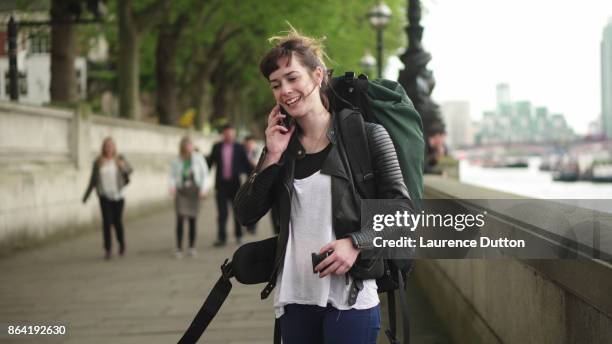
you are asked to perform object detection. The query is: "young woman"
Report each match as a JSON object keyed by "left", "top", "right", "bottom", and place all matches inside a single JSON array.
[
  {"left": 83, "top": 137, "right": 133, "bottom": 260},
  {"left": 169, "top": 136, "right": 209, "bottom": 258},
  {"left": 234, "top": 29, "right": 411, "bottom": 344}
]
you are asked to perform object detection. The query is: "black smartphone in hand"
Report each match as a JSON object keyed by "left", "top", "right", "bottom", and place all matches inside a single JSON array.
[
  {"left": 279, "top": 105, "right": 295, "bottom": 129},
  {"left": 311, "top": 250, "right": 334, "bottom": 273}
]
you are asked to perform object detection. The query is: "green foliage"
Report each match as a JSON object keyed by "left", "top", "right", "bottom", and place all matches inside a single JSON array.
[
  {"left": 197, "top": 0, "right": 408, "bottom": 123},
  {"left": 80, "top": 0, "right": 408, "bottom": 126}
]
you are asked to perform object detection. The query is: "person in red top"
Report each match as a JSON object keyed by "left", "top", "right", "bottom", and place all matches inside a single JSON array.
[{"left": 206, "top": 124, "right": 253, "bottom": 247}]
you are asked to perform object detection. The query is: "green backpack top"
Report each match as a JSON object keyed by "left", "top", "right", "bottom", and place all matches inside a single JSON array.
[{"left": 329, "top": 72, "right": 424, "bottom": 209}]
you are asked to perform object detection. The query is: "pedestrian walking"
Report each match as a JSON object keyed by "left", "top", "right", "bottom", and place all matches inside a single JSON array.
[
  {"left": 169, "top": 136, "right": 209, "bottom": 258},
  {"left": 206, "top": 124, "right": 253, "bottom": 247},
  {"left": 82, "top": 137, "right": 133, "bottom": 260}
]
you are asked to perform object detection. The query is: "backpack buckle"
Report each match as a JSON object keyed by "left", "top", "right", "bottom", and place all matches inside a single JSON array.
[
  {"left": 220, "top": 259, "right": 233, "bottom": 280},
  {"left": 385, "top": 329, "right": 400, "bottom": 344}
]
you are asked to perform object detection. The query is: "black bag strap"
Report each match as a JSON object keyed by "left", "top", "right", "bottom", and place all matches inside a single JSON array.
[
  {"left": 177, "top": 260, "right": 234, "bottom": 344},
  {"left": 384, "top": 269, "right": 410, "bottom": 344},
  {"left": 338, "top": 109, "right": 376, "bottom": 199},
  {"left": 398, "top": 269, "right": 410, "bottom": 344},
  {"left": 274, "top": 318, "right": 281, "bottom": 344},
  {"left": 385, "top": 291, "right": 400, "bottom": 344}
]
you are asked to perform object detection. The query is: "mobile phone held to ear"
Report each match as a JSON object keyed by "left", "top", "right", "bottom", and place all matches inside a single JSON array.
[{"left": 279, "top": 105, "right": 295, "bottom": 129}]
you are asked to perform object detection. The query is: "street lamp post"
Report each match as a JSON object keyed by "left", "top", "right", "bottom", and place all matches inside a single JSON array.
[
  {"left": 360, "top": 50, "right": 376, "bottom": 77},
  {"left": 8, "top": 17, "right": 18, "bottom": 100},
  {"left": 397, "top": 0, "right": 446, "bottom": 172},
  {"left": 367, "top": 2, "right": 392, "bottom": 78}
]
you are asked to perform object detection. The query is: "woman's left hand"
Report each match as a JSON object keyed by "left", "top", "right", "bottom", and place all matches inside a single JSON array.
[{"left": 315, "top": 238, "right": 360, "bottom": 278}]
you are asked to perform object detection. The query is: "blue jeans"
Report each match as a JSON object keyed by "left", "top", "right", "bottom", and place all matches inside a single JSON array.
[{"left": 279, "top": 303, "right": 381, "bottom": 344}]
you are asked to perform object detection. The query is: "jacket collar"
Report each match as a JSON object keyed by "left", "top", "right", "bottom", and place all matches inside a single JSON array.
[
  {"left": 286, "top": 112, "right": 339, "bottom": 158},
  {"left": 283, "top": 113, "right": 348, "bottom": 180}
]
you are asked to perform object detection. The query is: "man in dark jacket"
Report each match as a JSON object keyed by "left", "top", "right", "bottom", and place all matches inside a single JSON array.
[{"left": 207, "top": 124, "right": 253, "bottom": 246}]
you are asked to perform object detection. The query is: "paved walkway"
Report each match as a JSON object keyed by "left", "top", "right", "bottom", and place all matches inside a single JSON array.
[{"left": 0, "top": 199, "right": 449, "bottom": 344}]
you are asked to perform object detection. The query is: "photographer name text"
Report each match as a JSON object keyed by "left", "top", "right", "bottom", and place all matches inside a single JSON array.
[{"left": 372, "top": 236, "right": 525, "bottom": 248}]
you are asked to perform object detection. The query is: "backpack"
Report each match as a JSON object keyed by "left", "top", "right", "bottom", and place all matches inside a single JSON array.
[
  {"left": 329, "top": 72, "right": 425, "bottom": 344},
  {"left": 177, "top": 73, "right": 424, "bottom": 344}
]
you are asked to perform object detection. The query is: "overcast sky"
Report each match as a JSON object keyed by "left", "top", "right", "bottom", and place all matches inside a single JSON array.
[{"left": 386, "top": 0, "right": 612, "bottom": 134}]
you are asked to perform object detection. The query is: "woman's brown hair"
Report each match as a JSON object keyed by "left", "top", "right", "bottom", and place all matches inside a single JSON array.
[
  {"left": 97, "top": 137, "right": 117, "bottom": 165},
  {"left": 259, "top": 26, "right": 331, "bottom": 110},
  {"left": 179, "top": 136, "right": 193, "bottom": 159}
]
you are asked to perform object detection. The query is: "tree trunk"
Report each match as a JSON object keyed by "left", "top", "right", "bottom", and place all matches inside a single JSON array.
[
  {"left": 155, "top": 17, "right": 178, "bottom": 125},
  {"left": 187, "top": 26, "right": 242, "bottom": 130},
  {"left": 211, "top": 69, "right": 229, "bottom": 124},
  {"left": 50, "top": 0, "right": 77, "bottom": 103},
  {"left": 190, "top": 67, "right": 212, "bottom": 130},
  {"left": 118, "top": 0, "right": 140, "bottom": 119}
]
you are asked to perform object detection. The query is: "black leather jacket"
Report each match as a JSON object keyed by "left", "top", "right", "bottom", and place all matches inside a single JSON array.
[{"left": 234, "top": 112, "right": 411, "bottom": 301}]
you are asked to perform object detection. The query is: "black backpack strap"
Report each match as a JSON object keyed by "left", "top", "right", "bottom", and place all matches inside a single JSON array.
[
  {"left": 398, "top": 269, "right": 410, "bottom": 344},
  {"left": 354, "top": 76, "right": 376, "bottom": 123},
  {"left": 338, "top": 109, "right": 376, "bottom": 199},
  {"left": 178, "top": 260, "right": 234, "bottom": 344},
  {"left": 385, "top": 291, "right": 400, "bottom": 344},
  {"left": 384, "top": 269, "right": 411, "bottom": 344},
  {"left": 274, "top": 318, "right": 281, "bottom": 344}
]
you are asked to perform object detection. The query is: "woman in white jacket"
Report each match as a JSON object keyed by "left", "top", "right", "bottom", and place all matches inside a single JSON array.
[{"left": 169, "top": 136, "right": 209, "bottom": 258}]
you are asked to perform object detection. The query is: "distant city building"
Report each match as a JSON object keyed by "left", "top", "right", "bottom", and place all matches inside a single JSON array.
[
  {"left": 441, "top": 101, "right": 473, "bottom": 148},
  {"left": 496, "top": 83, "right": 511, "bottom": 107},
  {"left": 513, "top": 101, "right": 533, "bottom": 143},
  {"left": 602, "top": 18, "right": 612, "bottom": 138},
  {"left": 550, "top": 114, "right": 574, "bottom": 142},
  {"left": 534, "top": 107, "right": 552, "bottom": 142},
  {"left": 475, "top": 84, "right": 575, "bottom": 145},
  {"left": 0, "top": 9, "right": 87, "bottom": 104},
  {"left": 588, "top": 118, "right": 602, "bottom": 137}
]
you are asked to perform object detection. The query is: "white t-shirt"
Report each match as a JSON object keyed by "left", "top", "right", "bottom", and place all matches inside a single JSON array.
[
  {"left": 273, "top": 171, "right": 379, "bottom": 318},
  {"left": 99, "top": 160, "right": 122, "bottom": 200}
]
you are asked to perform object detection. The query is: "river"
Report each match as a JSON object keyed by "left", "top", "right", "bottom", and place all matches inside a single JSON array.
[{"left": 459, "top": 157, "right": 612, "bottom": 199}]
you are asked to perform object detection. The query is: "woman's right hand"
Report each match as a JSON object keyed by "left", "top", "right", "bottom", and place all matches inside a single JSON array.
[{"left": 262, "top": 105, "right": 295, "bottom": 167}]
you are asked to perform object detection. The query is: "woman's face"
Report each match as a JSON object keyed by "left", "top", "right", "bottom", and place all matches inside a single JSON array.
[
  {"left": 268, "top": 55, "right": 322, "bottom": 118},
  {"left": 103, "top": 140, "right": 116, "bottom": 157},
  {"left": 184, "top": 141, "right": 193, "bottom": 154}
]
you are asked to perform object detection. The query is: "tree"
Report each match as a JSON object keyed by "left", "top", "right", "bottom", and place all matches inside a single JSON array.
[
  {"left": 48, "top": 0, "right": 109, "bottom": 104},
  {"left": 49, "top": 0, "right": 78, "bottom": 103},
  {"left": 154, "top": 11, "right": 187, "bottom": 124},
  {"left": 199, "top": 0, "right": 408, "bottom": 127},
  {"left": 187, "top": 24, "right": 242, "bottom": 129},
  {"left": 154, "top": 0, "right": 221, "bottom": 125},
  {"left": 108, "top": 0, "right": 407, "bottom": 126},
  {"left": 117, "top": 0, "right": 169, "bottom": 119}
]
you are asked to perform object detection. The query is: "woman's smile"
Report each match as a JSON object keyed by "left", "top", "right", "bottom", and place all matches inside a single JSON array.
[{"left": 284, "top": 95, "right": 302, "bottom": 109}]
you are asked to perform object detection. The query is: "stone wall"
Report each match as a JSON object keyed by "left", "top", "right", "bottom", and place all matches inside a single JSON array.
[
  {"left": 418, "top": 175, "right": 612, "bottom": 343},
  {"left": 0, "top": 101, "right": 216, "bottom": 249}
]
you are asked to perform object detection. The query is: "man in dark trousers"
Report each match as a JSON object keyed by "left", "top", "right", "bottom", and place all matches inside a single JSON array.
[{"left": 207, "top": 124, "right": 253, "bottom": 247}]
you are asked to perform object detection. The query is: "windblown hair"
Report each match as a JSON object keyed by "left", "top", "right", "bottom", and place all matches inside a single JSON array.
[{"left": 259, "top": 24, "right": 331, "bottom": 110}]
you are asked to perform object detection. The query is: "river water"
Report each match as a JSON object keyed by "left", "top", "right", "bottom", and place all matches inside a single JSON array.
[{"left": 459, "top": 157, "right": 612, "bottom": 199}]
